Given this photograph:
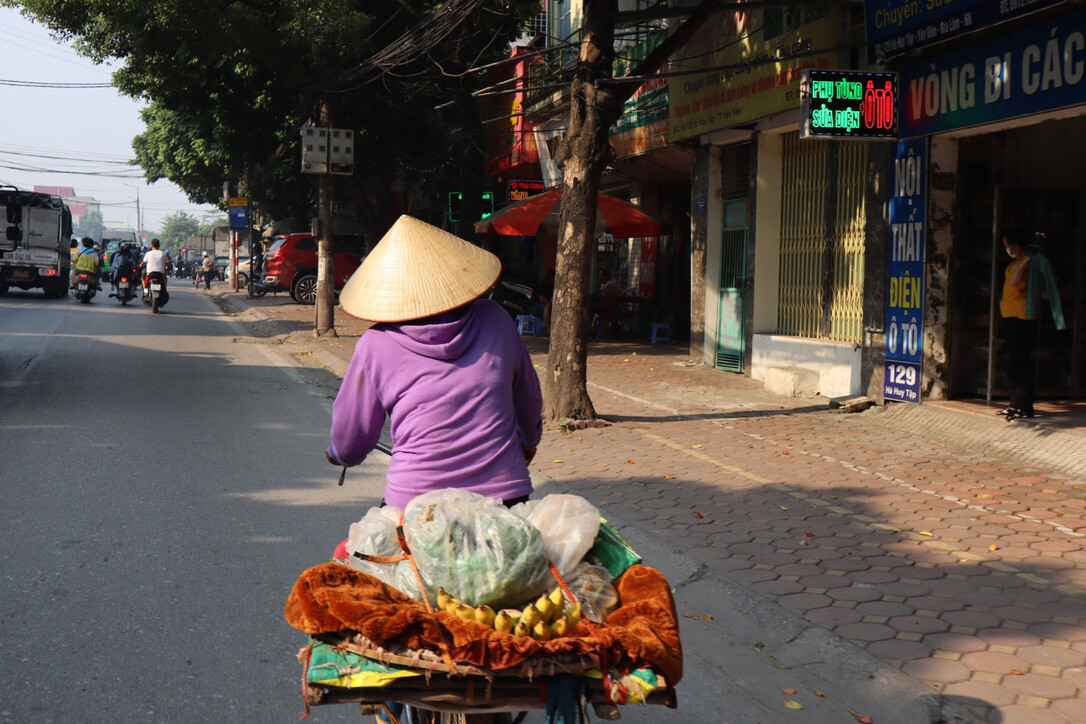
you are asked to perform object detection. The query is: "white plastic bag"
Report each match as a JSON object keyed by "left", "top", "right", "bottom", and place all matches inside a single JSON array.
[
  {"left": 346, "top": 505, "right": 408, "bottom": 588},
  {"left": 511, "top": 494, "right": 600, "bottom": 578}
]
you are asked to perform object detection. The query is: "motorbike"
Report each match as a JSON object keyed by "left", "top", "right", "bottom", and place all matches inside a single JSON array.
[
  {"left": 142, "top": 271, "right": 170, "bottom": 313},
  {"left": 72, "top": 271, "right": 98, "bottom": 304},
  {"left": 112, "top": 266, "right": 139, "bottom": 306}
]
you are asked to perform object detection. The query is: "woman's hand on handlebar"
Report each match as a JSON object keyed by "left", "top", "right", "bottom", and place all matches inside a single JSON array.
[{"left": 325, "top": 449, "right": 339, "bottom": 466}]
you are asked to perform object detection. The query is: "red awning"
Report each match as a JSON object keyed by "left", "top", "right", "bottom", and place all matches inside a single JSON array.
[{"left": 475, "top": 190, "right": 661, "bottom": 238}]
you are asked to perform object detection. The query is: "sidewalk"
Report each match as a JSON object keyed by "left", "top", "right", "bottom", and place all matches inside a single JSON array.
[{"left": 214, "top": 289, "right": 1086, "bottom": 724}]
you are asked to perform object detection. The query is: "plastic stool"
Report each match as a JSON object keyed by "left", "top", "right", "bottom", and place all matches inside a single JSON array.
[
  {"left": 649, "top": 322, "right": 671, "bottom": 344},
  {"left": 516, "top": 314, "right": 542, "bottom": 336}
]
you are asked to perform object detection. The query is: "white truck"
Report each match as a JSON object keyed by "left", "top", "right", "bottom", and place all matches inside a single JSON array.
[{"left": 0, "top": 186, "right": 73, "bottom": 298}]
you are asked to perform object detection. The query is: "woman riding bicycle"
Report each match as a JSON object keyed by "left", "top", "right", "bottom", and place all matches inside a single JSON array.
[{"left": 325, "top": 216, "right": 543, "bottom": 510}]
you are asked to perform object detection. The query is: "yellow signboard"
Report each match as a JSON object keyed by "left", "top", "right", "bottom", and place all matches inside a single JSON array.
[
  {"left": 668, "top": 8, "right": 839, "bottom": 141},
  {"left": 228, "top": 197, "right": 249, "bottom": 207}
]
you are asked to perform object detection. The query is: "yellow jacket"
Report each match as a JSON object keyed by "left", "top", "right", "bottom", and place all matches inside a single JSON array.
[{"left": 73, "top": 247, "right": 100, "bottom": 273}]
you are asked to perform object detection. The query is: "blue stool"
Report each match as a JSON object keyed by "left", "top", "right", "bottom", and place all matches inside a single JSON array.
[
  {"left": 649, "top": 322, "right": 671, "bottom": 344},
  {"left": 516, "top": 314, "right": 542, "bottom": 336}
]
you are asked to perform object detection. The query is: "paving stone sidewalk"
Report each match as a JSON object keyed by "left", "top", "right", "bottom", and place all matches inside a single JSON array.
[{"left": 214, "top": 291, "right": 1086, "bottom": 724}]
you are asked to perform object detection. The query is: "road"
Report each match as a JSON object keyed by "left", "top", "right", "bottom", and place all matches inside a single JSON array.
[{"left": 0, "top": 285, "right": 386, "bottom": 722}]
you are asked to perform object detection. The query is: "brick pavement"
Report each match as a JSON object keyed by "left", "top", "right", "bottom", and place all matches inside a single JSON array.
[{"left": 215, "top": 290, "right": 1086, "bottom": 724}]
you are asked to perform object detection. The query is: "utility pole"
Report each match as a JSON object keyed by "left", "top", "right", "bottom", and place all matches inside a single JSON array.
[{"left": 301, "top": 103, "right": 354, "bottom": 338}]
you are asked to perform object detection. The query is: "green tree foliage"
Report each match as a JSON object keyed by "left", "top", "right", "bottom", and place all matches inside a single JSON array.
[
  {"left": 6, "top": 0, "right": 532, "bottom": 238},
  {"left": 77, "top": 207, "right": 104, "bottom": 239},
  {"left": 158, "top": 210, "right": 200, "bottom": 249}
]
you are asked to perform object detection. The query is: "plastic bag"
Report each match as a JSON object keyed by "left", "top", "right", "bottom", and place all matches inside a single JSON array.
[
  {"left": 402, "top": 489, "right": 550, "bottom": 609},
  {"left": 511, "top": 494, "right": 600, "bottom": 578},
  {"left": 346, "top": 505, "right": 409, "bottom": 588},
  {"left": 564, "top": 561, "right": 619, "bottom": 622}
]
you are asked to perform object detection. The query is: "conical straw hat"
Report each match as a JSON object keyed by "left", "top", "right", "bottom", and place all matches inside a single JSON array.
[{"left": 339, "top": 215, "right": 501, "bottom": 322}]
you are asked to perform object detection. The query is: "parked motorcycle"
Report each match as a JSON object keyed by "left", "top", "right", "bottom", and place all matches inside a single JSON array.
[
  {"left": 142, "top": 271, "right": 170, "bottom": 313},
  {"left": 72, "top": 271, "right": 98, "bottom": 304}
]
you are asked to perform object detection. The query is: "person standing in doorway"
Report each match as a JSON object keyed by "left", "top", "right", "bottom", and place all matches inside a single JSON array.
[{"left": 998, "top": 232, "right": 1065, "bottom": 421}]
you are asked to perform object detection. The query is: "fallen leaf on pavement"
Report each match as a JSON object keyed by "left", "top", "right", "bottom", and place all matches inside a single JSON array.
[
  {"left": 804, "top": 532, "right": 815, "bottom": 537},
  {"left": 812, "top": 689, "right": 825, "bottom": 697},
  {"left": 1010, "top": 669, "right": 1025, "bottom": 675},
  {"left": 779, "top": 505, "right": 789, "bottom": 510},
  {"left": 919, "top": 531, "right": 933, "bottom": 536},
  {"left": 692, "top": 444, "right": 703, "bottom": 448},
  {"left": 800, "top": 539, "right": 809, "bottom": 546},
  {"left": 854, "top": 716, "right": 873, "bottom": 724},
  {"left": 989, "top": 544, "right": 999, "bottom": 551},
  {"left": 626, "top": 460, "right": 635, "bottom": 464},
  {"left": 781, "top": 450, "right": 791, "bottom": 455},
  {"left": 694, "top": 512, "right": 704, "bottom": 519},
  {"left": 783, "top": 701, "right": 803, "bottom": 710},
  {"left": 781, "top": 688, "right": 797, "bottom": 694},
  {"left": 577, "top": 437, "right": 583, "bottom": 441},
  {"left": 552, "top": 459, "right": 564, "bottom": 463},
  {"left": 665, "top": 474, "right": 676, "bottom": 479},
  {"left": 703, "top": 614, "right": 713, "bottom": 620},
  {"left": 721, "top": 453, "right": 730, "bottom": 457}
]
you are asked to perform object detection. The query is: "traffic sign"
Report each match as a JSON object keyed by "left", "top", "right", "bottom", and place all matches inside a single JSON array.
[{"left": 228, "top": 197, "right": 249, "bottom": 230}]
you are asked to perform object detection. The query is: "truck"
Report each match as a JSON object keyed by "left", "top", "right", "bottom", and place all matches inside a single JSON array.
[{"left": 0, "top": 186, "right": 73, "bottom": 298}]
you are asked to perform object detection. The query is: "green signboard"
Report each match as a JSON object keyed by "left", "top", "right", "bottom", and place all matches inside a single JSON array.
[{"left": 800, "top": 70, "right": 899, "bottom": 140}]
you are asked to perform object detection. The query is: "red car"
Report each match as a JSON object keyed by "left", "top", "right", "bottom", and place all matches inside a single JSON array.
[{"left": 262, "top": 233, "right": 368, "bottom": 304}]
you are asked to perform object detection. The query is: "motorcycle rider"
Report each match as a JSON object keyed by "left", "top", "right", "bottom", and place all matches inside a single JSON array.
[
  {"left": 139, "top": 238, "right": 171, "bottom": 290},
  {"left": 71, "top": 237, "right": 101, "bottom": 292},
  {"left": 109, "top": 242, "right": 140, "bottom": 297},
  {"left": 325, "top": 216, "right": 542, "bottom": 510}
]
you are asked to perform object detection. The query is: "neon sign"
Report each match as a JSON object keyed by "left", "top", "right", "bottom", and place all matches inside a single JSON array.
[
  {"left": 800, "top": 70, "right": 899, "bottom": 139},
  {"left": 507, "top": 179, "right": 545, "bottom": 202}
]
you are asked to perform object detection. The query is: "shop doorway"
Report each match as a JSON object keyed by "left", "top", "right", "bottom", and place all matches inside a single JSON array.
[{"left": 951, "top": 117, "right": 1085, "bottom": 401}]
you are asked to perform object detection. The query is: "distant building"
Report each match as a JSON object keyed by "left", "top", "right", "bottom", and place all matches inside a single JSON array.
[{"left": 33, "top": 185, "right": 101, "bottom": 230}]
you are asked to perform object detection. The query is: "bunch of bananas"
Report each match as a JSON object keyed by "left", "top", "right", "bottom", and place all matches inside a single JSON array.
[{"left": 437, "top": 587, "right": 583, "bottom": 641}]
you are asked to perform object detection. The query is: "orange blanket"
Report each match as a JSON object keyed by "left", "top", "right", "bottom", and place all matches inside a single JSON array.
[{"left": 284, "top": 562, "right": 682, "bottom": 684}]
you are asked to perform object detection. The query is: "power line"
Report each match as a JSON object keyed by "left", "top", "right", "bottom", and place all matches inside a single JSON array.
[{"left": 0, "top": 78, "right": 113, "bottom": 87}]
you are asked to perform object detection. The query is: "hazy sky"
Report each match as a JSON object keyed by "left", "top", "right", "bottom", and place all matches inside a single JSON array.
[{"left": 0, "top": 8, "right": 217, "bottom": 232}]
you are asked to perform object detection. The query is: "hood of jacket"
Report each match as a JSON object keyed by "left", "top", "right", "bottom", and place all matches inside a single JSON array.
[{"left": 381, "top": 299, "right": 484, "bottom": 361}]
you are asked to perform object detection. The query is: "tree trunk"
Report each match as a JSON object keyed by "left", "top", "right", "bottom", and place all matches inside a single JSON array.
[
  {"left": 544, "top": 0, "right": 619, "bottom": 423},
  {"left": 314, "top": 96, "right": 337, "bottom": 337}
]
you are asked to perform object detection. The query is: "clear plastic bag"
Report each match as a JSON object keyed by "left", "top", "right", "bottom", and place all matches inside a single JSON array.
[
  {"left": 346, "top": 505, "right": 409, "bottom": 588},
  {"left": 564, "top": 561, "right": 619, "bottom": 622},
  {"left": 511, "top": 494, "right": 600, "bottom": 578},
  {"left": 402, "top": 489, "right": 550, "bottom": 609}
]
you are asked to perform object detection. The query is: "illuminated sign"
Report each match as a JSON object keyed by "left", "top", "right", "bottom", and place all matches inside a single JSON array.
[
  {"left": 448, "top": 192, "right": 495, "bottom": 223},
  {"left": 800, "top": 70, "right": 899, "bottom": 139},
  {"left": 507, "top": 179, "right": 545, "bottom": 202}
]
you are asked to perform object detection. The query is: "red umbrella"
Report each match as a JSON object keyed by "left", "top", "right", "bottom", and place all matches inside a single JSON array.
[{"left": 475, "top": 189, "right": 661, "bottom": 237}]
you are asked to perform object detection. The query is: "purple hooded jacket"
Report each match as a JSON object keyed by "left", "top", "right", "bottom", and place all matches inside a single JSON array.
[{"left": 327, "top": 298, "right": 543, "bottom": 508}]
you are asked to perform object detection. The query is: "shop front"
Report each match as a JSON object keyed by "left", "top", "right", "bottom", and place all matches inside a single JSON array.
[
  {"left": 898, "top": 7, "right": 1086, "bottom": 402},
  {"left": 671, "top": 6, "right": 880, "bottom": 395}
]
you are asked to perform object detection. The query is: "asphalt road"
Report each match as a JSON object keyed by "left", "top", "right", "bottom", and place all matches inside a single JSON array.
[{"left": 0, "top": 284, "right": 387, "bottom": 722}]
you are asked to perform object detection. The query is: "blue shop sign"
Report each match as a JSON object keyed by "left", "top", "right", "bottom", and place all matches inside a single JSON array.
[
  {"left": 865, "top": 0, "right": 1063, "bottom": 62},
  {"left": 884, "top": 138, "right": 926, "bottom": 403},
  {"left": 900, "top": 9, "right": 1086, "bottom": 138}
]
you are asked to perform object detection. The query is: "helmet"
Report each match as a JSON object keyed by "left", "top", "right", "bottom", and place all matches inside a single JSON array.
[{"left": 202, "top": 251, "right": 209, "bottom": 257}]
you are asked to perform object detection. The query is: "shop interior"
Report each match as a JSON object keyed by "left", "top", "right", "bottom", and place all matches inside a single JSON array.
[{"left": 951, "top": 114, "right": 1085, "bottom": 404}]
